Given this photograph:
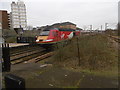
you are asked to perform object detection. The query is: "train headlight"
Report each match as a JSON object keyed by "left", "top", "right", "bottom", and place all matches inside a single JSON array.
[
  {"left": 44, "top": 39, "right": 53, "bottom": 41},
  {"left": 36, "top": 40, "right": 39, "bottom": 42}
]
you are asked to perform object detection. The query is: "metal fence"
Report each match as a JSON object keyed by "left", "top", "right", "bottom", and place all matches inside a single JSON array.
[
  {"left": 2, "top": 43, "right": 11, "bottom": 72},
  {"left": 2, "top": 43, "right": 26, "bottom": 89}
]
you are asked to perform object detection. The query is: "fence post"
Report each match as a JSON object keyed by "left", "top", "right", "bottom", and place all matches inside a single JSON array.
[
  {"left": 2, "top": 43, "right": 11, "bottom": 72},
  {"left": 76, "top": 37, "right": 81, "bottom": 66}
]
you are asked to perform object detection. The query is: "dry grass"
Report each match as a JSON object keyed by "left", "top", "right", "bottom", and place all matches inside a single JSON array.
[
  {"left": 52, "top": 34, "right": 118, "bottom": 71},
  {"left": 5, "top": 37, "right": 17, "bottom": 43}
]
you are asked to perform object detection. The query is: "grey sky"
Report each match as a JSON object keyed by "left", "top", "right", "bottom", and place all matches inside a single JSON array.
[{"left": 0, "top": 0, "right": 119, "bottom": 30}]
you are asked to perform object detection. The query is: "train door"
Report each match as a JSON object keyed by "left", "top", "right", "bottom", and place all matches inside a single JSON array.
[
  {"left": 54, "top": 30, "right": 59, "bottom": 41},
  {"left": 49, "top": 30, "right": 58, "bottom": 42}
]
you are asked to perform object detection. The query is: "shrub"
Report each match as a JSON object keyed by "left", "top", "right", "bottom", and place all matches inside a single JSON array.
[
  {"left": 5, "top": 37, "right": 17, "bottom": 43},
  {"left": 52, "top": 34, "right": 117, "bottom": 70}
]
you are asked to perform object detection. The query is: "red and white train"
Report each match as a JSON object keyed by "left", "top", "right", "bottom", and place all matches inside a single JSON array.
[{"left": 36, "top": 28, "right": 80, "bottom": 44}]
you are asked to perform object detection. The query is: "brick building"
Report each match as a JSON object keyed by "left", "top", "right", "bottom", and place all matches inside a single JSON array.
[
  {"left": 38, "top": 22, "right": 78, "bottom": 31},
  {"left": 52, "top": 22, "right": 76, "bottom": 30},
  {"left": 0, "top": 10, "right": 9, "bottom": 29},
  {"left": 118, "top": 1, "right": 120, "bottom": 35}
]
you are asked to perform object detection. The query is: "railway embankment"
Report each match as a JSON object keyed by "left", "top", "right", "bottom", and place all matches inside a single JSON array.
[
  {"left": 51, "top": 34, "right": 118, "bottom": 74},
  {"left": 2, "top": 34, "right": 118, "bottom": 88}
]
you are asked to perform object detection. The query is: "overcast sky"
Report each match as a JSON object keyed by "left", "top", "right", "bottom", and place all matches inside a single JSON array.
[{"left": 0, "top": 0, "right": 119, "bottom": 30}]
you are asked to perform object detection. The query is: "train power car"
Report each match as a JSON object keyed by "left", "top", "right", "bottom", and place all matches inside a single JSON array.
[{"left": 36, "top": 28, "right": 80, "bottom": 44}]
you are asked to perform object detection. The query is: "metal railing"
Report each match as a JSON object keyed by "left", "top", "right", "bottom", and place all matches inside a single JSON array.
[{"left": 2, "top": 43, "right": 11, "bottom": 72}]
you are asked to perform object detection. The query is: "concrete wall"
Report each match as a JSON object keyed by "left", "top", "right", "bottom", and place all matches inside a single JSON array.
[{"left": 0, "top": 11, "right": 2, "bottom": 25}]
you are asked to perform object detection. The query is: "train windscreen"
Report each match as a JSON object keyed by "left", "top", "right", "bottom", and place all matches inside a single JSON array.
[{"left": 40, "top": 31, "right": 50, "bottom": 36}]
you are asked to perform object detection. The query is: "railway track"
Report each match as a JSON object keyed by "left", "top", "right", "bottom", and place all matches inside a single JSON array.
[
  {"left": 10, "top": 44, "right": 54, "bottom": 65},
  {"left": 108, "top": 35, "right": 120, "bottom": 43}
]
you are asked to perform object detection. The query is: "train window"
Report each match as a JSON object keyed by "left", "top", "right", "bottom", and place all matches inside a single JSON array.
[{"left": 40, "top": 31, "right": 50, "bottom": 36}]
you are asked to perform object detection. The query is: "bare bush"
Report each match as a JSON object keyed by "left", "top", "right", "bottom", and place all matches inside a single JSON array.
[{"left": 53, "top": 34, "right": 117, "bottom": 70}]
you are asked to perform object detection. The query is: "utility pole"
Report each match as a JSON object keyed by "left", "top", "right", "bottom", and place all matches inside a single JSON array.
[
  {"left": 83, "top": 25, "right": 87, "bottom": 30},
  {"left": 90, "top": 25, "right": 92, "bottom": 30},
  {"left": 101, "top": 25, "right": 103, "bottom": 30},
  {"left": 76, "top": 37, "right": 80, "bottom": 66},
  {"left": 105, "top": 23, "right": 108, "bottom": 30},
  {"left": 116, "top": 23, "right": 118, "bottom": 30},
  {"left": 89, "top": 25, "right": 92, "bottom": 34}
]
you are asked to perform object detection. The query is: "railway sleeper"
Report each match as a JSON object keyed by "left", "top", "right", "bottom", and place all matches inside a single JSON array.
[
  {"left": 10, "top": 47, "right": 42, "bottom": 56},
  {"left": 11, "top": 50, "right": 47, "bottom": 65},
  {"left": 10, "top": 49, "right": 45, "bottom": 61},
  {"left": 10, "top": 45, "right": 41, "bottom": 55}
]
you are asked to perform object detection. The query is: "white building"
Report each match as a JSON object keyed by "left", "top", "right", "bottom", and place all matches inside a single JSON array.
[
  {"left": 27, "top": 25, "right": 33, "bottom": 30},
  {"left": 0, "top": 22, "right": 2, "bottom": 29},
  {"left": 11, "top": 0, "right": 27, "bottom": 30}
]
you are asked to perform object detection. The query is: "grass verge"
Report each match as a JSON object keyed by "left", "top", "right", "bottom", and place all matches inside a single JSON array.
[{"left": 51, "top": 34, "right": 118, "bottom": 77}]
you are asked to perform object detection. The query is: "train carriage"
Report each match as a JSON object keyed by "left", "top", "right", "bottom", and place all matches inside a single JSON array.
[{"left": 36, "top": 28, "right": 80, "bottom": 44}]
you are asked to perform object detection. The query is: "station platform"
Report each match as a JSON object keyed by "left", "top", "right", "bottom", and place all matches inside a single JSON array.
[{"left": 9, "top": 43, "right": 29, "bottom": 47}]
